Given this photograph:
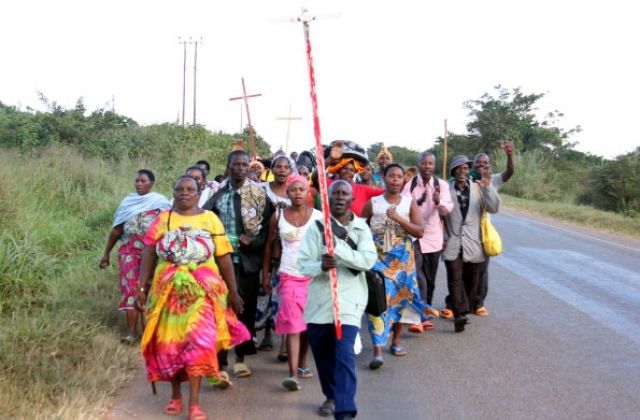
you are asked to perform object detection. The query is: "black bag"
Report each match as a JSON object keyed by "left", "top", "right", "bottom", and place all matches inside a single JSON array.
[
  {"left": 315, "top": 220, "right": 387, "bottom": 316},
  {"left": 365, "top": 270, "right": 387, "bottom": 316}
]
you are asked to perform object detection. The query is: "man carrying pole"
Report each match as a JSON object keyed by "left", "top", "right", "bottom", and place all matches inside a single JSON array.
[{"left": 295, "top": 8, "right": 377, "bottom": 419}]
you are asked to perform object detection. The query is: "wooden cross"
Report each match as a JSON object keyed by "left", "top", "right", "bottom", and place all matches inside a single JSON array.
[
  {"left": 276, "top": 104, "right": 302, "bottom": 153},
  {"left": 229, "top": 77, "right": 262, "bottom": 159}
]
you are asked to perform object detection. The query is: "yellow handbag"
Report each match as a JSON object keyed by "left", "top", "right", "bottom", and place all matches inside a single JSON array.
[{"left": 474, "top": 185, "right": 502, "bottom": 256}]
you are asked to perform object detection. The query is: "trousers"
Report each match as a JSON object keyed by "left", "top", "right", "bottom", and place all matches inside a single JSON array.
[
  {"left": 444, "top": 254, "right": 481, "bottom": 317},
  {"left": 474, "top": 257, "right": 490, "bottom": 309},
  {"left": 307, "top": 323, "right": 359, "bottom": 419},
  {"left": 413, "top": 241, "right": 442, "bottom": 305}
]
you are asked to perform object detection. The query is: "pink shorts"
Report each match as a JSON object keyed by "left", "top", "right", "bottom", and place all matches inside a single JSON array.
[{"left": 275, "top": 272, "right": 311, "bottom": 335}]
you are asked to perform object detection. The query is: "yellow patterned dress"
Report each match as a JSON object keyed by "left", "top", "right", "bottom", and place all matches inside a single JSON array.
[{"left": 141, "top": 210, "right": 250, "bottom": 382}]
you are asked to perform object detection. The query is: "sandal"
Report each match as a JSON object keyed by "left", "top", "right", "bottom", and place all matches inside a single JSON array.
[
  {"left": 440, "top": 308, "right": 454, "bottom": 319},
  {"left": 390, "top": 345, "right": 407, "bottom": 356},
  {"left": 120, "top": 335, "right": 135, "bottom": 346},
  {"left": 233, "top": 362, "right": 252, "bottom": 378},
  {"left": 277, "top": 351, "right": 288, "bottom": 362},
  {"left": 188, "top": 404, "right": 207, "bottom": 420},
  {"left": 422, "top": 320, "right": 436, "bottom": 331},
  {"left": 475, "top": 306, "right": 490, "bottom": 317},
  {"left": 408, "top": 323, "right": 424, "bottom": 334},
  {"left": 206, "top": 371, "right": 232, "bottom": 389},
  {"left": 297, "top": 367, "right": 313, "bottom": 378},
  {"left": 258, "top": 335, "right": 273, "bottom": 351},
  {"left": 163, "top": 398, "right": 182, "bottom": 416},
  {"left": 282, "top": 376, "right": 301, "bottom": 391},
  {"left": 369, "top": 355, "right": 384, "bottom": 370}
]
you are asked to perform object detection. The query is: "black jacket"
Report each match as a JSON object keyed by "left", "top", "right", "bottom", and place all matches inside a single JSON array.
[{"left": 203, "top": 182, "right": 273, "bottom": 274}]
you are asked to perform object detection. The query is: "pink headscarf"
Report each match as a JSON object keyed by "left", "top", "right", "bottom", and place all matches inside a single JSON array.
[{"left": 285, "top": 174, "right": 309, "bottom": 190}]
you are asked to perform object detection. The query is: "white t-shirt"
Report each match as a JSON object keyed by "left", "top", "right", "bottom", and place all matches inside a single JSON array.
[
  {"left": 278, "top": 209, "right": 323, "bottom": 276},
  {"left": 491, "top": 173, "right": 504, "bottom": 190}
]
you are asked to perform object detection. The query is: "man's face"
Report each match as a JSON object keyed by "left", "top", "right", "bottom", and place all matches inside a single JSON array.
[
  {"left": 329, "top": 183, "right": 353, "bottom": 217},
  {"left": 229, "top": 154, "right": 249, "bottom": 183},
  {"left": 454, "top": 164, "right": 470, "bottom": 183},
  {"left": 474, "top": 154, "right": 490, "bottom": 171},
  {"left": 418, "top": 155, "right": 435, "bottom": 180}
]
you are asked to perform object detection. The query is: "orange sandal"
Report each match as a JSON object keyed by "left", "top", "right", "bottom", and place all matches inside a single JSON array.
[
  {"left": 189, "top": 405, "right": 207, "bottom": 420},
  {"left": 440, "top": 308, "right": 454, "bottom": 319},
  {"left": 475, "top": 307, "right": 490, "bottom": 317},
  {"left": 163, "top": 398, "right": 182, "bottom": 416}
]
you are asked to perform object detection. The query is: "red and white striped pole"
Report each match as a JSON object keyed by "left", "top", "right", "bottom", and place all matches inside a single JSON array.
[{"left": 301, "top": 17, "right": 342, "bottom": 339}]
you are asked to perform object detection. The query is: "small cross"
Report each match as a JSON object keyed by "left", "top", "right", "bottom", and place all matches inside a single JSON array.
[{"left": 276, "top": 104, "right": 302, "bottom": 153}]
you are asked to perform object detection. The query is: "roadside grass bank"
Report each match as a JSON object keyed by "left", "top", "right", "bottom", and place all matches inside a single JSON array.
[
  {"left": 502, "top": 194, "right": 640, "bottom": 238},
  {"left": 0, "top": 146, "right": 177, "bottom": 418}
]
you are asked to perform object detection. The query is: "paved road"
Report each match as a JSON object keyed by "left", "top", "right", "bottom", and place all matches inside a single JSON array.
[{"left": 108, "top": 209, "right": 640, "bottom": 420}]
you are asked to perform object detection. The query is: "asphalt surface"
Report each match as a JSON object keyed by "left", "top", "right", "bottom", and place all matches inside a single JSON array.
[{"left": 108, "top": 209, "right": 640, "bottom": 420}]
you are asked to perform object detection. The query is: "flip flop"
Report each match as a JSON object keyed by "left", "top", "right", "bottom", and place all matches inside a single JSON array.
[
  {"left": 297, "top": 367, "right": 313, "bottom": 378},
  {"left": 188, "top": 404, "right": 207, "bottom": 420},
  {"left": 475, "top": 307, "right": 490, "bottom": 317},
  {"left": 390, "top": 345, "right": 407, "bottom": 356},
  {"left": 233, "top": 362, "right": 252, "bottom": 378},
  {"left": 163, "top": 398, "right": 182, "bottom": 416}
]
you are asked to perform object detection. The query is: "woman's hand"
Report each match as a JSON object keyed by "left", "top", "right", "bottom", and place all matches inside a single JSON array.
[
  {"left": 229, "top": 292, "right": 244, "bottom": 315},
  {"left": 99, "top": 255, "right": 110, "bottom": 269},
  {"left": 386, "top": 205, "right": 399, "bottom": 222},
  {"left": 262, "top": 274, "right": 272, "bottom": 295},
  {"left": 136, "top": 289, "right": 146, "bottom": 312}
]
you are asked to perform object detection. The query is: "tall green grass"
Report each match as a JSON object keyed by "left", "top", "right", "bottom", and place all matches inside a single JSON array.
[{"left": 0, "top": 146, "right": 170, "bottom": 418}]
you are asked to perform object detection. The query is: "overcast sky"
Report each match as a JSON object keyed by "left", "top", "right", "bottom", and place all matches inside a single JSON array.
[{"left": 2, "top": 0, "right": 638, "bottom": 158}]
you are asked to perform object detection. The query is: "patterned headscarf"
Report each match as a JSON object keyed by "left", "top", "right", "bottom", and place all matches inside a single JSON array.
[{"left": 327, "top": 157, "right": 365, "bottom": 174}]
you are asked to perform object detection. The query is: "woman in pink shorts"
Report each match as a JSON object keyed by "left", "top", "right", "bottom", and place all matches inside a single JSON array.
[{"left": 262, "top": 174, "right": 322, "bottom": 391}]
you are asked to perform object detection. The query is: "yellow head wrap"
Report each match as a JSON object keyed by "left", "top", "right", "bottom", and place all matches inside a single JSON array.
[{"left": 376, "top": 145, "right": 393, "bottom": 161}]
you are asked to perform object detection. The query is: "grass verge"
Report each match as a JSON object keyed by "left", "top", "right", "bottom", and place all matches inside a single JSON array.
[{"left": 502, "top": 194, "right": 640, "bottom": 238}]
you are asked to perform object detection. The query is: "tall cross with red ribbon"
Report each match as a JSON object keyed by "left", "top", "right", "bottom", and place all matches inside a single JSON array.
[
  {"left": 229, "top": 78, "right": 262, "bottom": 159},
  {"left": 297, "top": 8, "right": 343, "bottom": 339}
]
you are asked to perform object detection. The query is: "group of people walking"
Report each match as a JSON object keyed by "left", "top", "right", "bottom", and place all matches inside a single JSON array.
[{"left": 100, "top": 141, "right": 514, "bottom": 420}]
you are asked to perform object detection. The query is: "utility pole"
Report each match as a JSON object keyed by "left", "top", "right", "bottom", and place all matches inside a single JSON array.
[
  {"left": 178, "top": 37, "right": 188, "bottom": 126},
  {"left": 192, "top": 37, "right": 203, "bottom": 125}
]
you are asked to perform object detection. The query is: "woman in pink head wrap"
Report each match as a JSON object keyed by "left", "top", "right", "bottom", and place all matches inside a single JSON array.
[{"left": 262, "top": 174, "right": 323, "bottom": 391}]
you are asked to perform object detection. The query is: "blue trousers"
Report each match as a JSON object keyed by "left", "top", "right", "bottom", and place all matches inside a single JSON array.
[{"left": 307, "top": 323, "right": 359, "bottom": 419}]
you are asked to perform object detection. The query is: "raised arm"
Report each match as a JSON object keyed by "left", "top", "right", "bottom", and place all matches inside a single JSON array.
[
  {"left": 501, "top": 140, "right": 515, "bottom": 183},
  {"left": 387, "top": 200, "right": 424, "bottom": 238}
]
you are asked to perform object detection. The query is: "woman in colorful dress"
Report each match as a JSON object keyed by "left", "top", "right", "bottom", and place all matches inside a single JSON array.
[
  {"left": 262, "top": 174, "right": 322, "bottom": 391},
  {"left": 361, "top": 164, "right": 437, "bottom": 369},
  {"left": 256, "top": 154, "right": 296, "bottom": 356},
  {"left": 100, "top": 169, "right": 170, "bottom": 344},
  {"left": 136, "top": 175, "right": 250, "bottom": 420}
]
